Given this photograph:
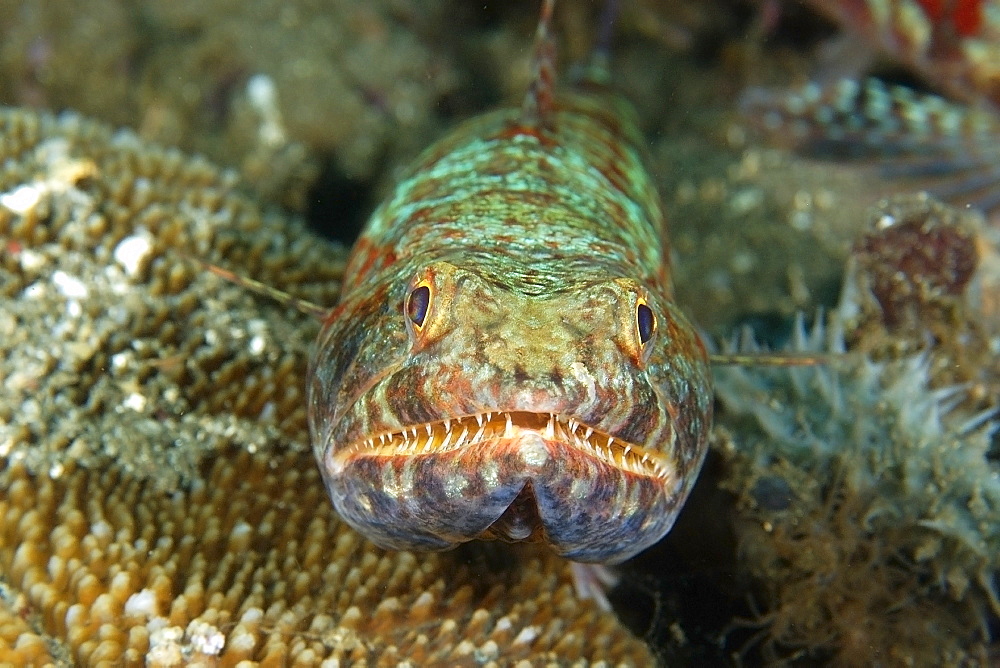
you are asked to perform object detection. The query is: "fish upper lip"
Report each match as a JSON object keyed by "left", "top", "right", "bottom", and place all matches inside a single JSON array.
[{"left": 340, "top": 410, "right": 671, "bottom": 480}]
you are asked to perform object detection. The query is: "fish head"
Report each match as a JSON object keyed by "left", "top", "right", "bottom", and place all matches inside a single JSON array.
[{"left": 309, "top": 258, "right": 712, "bottom": 563}]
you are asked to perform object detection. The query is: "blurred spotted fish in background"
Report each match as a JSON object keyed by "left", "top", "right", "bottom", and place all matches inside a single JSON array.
[
  {"left": 740, "top": 77, "right": 1000, "bottom": 220},
  {"left": 799, "top": 0, "right": 1000, "bottom": 108}
]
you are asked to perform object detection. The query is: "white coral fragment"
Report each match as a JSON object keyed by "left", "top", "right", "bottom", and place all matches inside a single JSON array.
[
  {"left": 52, "top": 270, "right": 88, "bottom": 299},
  {"left": 113, "top": 231, "right": 153, "bottom": 278},
  {"left": 0, "top": 184, "right": 42, "bottom": 214}
]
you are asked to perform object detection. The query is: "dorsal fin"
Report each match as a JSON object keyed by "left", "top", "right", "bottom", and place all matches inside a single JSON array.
[
  {"left": 567, "top": 0, "right": 623, "bottom": 95},
  {"left": 580, "top": 0, "right": 620, "bottom": 87},
  {"left": 520, "top": 0, "right": 558, "bottom": 131}
]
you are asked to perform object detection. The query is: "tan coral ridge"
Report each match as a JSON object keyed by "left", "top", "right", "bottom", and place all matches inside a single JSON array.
[{"left": 0, "top": 106, "right": 653, "bottom": 665}]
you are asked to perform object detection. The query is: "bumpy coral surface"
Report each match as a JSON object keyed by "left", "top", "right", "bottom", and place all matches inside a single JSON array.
[
  {"left": 0, "top": 107, "right": 653, "bottom": 665},
  {"left": 0, "top": 107, "right": 344, "bottom": 490},
  {"left": 1, "top": 449, "right": 650, "bottom": 666}
]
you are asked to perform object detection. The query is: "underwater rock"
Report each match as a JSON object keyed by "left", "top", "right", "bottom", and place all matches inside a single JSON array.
[{"left": 0, "top": 106, "right": 653, "bottom": 664}]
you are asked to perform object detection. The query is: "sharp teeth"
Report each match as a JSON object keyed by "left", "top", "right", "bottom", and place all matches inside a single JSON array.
[
  {"left": 473, "top": 422, "right": 487, "bottom": 442},
  {"left": 569, "top": 418, "right": 578, "bottom": 433},
  {"left": 475, "top": 413, "right": 483, "bottom": 427},
  {"left": 544, "top": 414, "right": 555, "bottom": 440},
  {"left": 504, "top": 412, "right": 513, "bottom": 437},
  {"left": 623, "top": 444, "right": 632, "bottom": 458},
  {"left": 607, "top": 436, "right": 615, "bottom": 449},
  {"left": 444, "top": 418, "right": 451, "bottom": 432},
  {"left": 440, "top": 429, "right": 453, "bottom": 451},
  {"left": 454, "top": 427, "right": 468, "bottom": 448},
  {"left": 379, "top": 433, "right": 386, "bottom": 445},
  {"left": 426, "top": 423, "right": 432, "bottom": 437},
  {"left": 583, "top": 427, "right": 593, "bottom": 442}
]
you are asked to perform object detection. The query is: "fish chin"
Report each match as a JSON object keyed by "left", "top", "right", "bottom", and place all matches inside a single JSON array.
[{"left": 321, "top": 411, "right": 686, "bottom": 563}]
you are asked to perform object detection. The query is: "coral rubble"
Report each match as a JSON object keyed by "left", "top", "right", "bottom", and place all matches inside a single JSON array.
[{"left": 0, "top": 106, "right": 652, "bottom": 665}]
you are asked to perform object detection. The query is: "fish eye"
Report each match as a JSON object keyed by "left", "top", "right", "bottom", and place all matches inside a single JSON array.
[
  {"left": 406, "top": 282, "right": 431, "bottom": 330},
  {"left": 636, "top": 299, "right": 655, "bottom": 345}
]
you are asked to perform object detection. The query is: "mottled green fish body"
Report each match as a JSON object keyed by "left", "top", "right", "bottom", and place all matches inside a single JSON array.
[{"left": 308, "top": 7, "right": 712, "bottom": 563}]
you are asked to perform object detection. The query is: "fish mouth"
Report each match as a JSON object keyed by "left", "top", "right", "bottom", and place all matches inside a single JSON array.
[{"left": 342, "top": 410, "right": 670, "bottom": 480}]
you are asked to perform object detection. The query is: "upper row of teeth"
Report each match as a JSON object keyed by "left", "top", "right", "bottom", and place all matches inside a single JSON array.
[{"left": 358, "top": 412, "right": 663, "bottom": 475}]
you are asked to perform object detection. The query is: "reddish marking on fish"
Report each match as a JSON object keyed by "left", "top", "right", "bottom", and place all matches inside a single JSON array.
[
  {"left": 343, "top": 239, "right": 397, "bottom": 293},
  {"left": 307, "top": 0, "right": 712, "bottom": 564}
]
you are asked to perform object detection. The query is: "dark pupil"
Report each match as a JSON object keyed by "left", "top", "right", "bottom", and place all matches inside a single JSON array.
[
  {"left": 636, "top": 303, "right": 654, "bottom": 344},
  {"left": 407, "top": 285, "right": 431, "bottom": 327}
]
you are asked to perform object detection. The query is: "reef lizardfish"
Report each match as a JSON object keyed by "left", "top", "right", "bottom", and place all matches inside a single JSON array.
[{"left": 307, "top": 0, "right": 713, "bottom": 565}]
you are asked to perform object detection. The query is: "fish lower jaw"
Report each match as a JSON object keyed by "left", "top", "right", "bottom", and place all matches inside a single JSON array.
[{"left": 340, "top": 410, "right": 670, "bottom": 480}]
